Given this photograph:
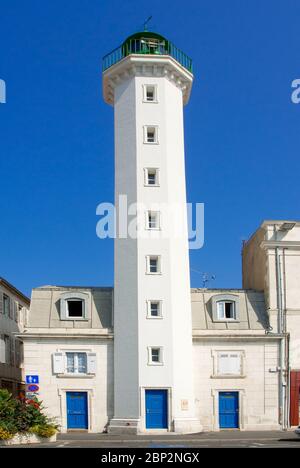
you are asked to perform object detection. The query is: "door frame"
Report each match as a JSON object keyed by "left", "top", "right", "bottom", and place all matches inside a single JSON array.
[
  {"left": 58, "top": 388, "right": 94, "bottom": 432},
  {"left": 218, "top": 391, "right": 239, "bottom": 430},
  {"left": 211, "top": 389, "right": 246, "bottom": 431},
  {"left": 66, "top": 391, "right": 89, "bottom": 430},
  {"left": 141, "top": 387, "right": 171, "bottom": 432}
]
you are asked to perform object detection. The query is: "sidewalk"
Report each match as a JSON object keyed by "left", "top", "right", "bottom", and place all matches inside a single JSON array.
[{"left": 57, "top": 430, "right": 295, "bottom": 442}]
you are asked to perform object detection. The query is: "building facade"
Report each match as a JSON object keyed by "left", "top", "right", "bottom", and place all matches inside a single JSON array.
[
  {"left": 21, "top": 286, "right": 113, "bottom": 432},
  {"left": 0, "top": 277, "right": 30, "bottom": 395},
  {"left": 20, "top": 32, "right": 300, "bottom": 433},
  {"left": 22, "top": 285, "right": 282, "bottom": 432},
  {"left": 192, "top": 289, "right": 281, "bottom": 431},
  {"left": 243, "top": 220, "right": 300, "bottom": 428}
]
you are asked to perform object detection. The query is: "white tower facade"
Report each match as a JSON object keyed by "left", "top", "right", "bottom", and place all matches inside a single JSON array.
[{"left": 103, "top": 32, "right": 202, "bottom": 433}]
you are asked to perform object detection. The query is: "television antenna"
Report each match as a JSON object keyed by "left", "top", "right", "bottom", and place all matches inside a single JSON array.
[{"left": 191, "top": 268, "right": 216, "bottom": 288}]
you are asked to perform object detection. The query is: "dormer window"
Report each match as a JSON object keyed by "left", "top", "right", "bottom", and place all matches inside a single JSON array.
[
  {"left": 67, "top": 299, "right": 84, "bottom": 319},
  {"left": 217, "top": 301, "right": 236, "bottom": 320},
  {"left": 211, "top": 294, "right": 239, "bottom": 322},
  {"left": 60, "top": 292, "right": 89, "bottom": 321}
]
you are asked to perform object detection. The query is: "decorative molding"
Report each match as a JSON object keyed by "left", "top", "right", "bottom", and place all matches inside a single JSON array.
[
  {"left": 103, "top": 55, "right": 193, "bottom": 106},
  {"left": 261, "top": 240, "right": 300, "bottom": 250}
]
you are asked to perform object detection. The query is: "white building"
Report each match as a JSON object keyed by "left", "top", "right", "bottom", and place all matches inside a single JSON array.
[
  {"left": 21, "top": 285, "right": 281, "bottom": 432},
  {"left": 243, "top": 220, "right": 300, "bottom": 428},
  {"left": 20, "top": 32, "right": 298, "bottom": 434}
]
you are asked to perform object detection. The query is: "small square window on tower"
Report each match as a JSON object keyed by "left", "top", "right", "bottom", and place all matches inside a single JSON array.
[
  {"left": 148, "top": 347, "right": 163, "bottom": 365},
  {"left": 145, "top": 168, "right": 159, "bottom": 186},
  {"left": 143, "top": 85, "right": 157, "bottom": 103},
  {"left": 144, "top": 126, "right": 158, "bottom": 144},
  {"left": 147, "top": 300, "right": 162, "bottom": 318},
  {"left": 146, "top": 255, "right": 161, "bottom": 274},
  {"left": 147, "top": 211, "right": 160, "bottom": 230}
]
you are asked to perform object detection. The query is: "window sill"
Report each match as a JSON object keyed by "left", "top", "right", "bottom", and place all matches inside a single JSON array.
[
  {"left": 146, "top": 272, "right": 162, "bottom": 276},
  {"left": 147, "top": 362, "right": 164, "bottom": 366},
  {"left": 213, "top": 320, "right": 240, "bottom": 324},
  {"left": 143, "top": 141, "right": 159, "bottom": 145},
  {"left": 61, "top": 318, "right": 89, "bottom": 322},
  {"left": 142, "top": 100, "right": 159, "bottom": 104},
  {"left": 56, "top": 374, "right": 95, "bottom": 379},
  {"left": 144, "top": 184, "right": 160, "bottom": 188},
  {"left": 146, "top": 316, "right": 163, "bottom": 320},
  {"left": 210, "top": 375, "right": 246, "bottom": 380}
]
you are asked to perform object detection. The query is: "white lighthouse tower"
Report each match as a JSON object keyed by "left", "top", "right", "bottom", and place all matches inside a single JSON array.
[{"left": 103, "top": 31, "right": 202, "bottom": 434}]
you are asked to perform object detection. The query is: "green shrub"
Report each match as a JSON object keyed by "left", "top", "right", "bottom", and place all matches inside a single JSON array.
[
  {"left": 14, "top": 397, "right": 48, "bottom": 432},
  {"left": 0, "top": 389, "right": 18, "bottom": 434},
  {"left": 0, "top": 427, "right": 14, "bottom": 440},
  {"left": 0, "top": 389, "right": 57, "bottom": 437},
  {"left": 30, "top": 424, "right": 57, "bottom": 438},
  {"left": 0, "top": 420, "right": 18, "bottom": 435}
]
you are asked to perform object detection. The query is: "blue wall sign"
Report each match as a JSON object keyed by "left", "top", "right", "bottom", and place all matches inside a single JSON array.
[
  {"left": 27, "top": 384, "right": 39, "bottom": 392},
  {"left": 26, "top": 375, "right": 39, "bottom": 384}
]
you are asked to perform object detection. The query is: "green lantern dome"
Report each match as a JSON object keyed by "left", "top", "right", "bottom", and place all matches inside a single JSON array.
[
  {"left": 121, "top": 31, "right": 170, "bottom": 56},
  {"left": 103, "top": 31, "right": 192, "bottom": 73}
]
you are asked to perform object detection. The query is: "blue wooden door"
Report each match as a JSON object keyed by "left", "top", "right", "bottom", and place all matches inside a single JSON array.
[
  {"left": 67, "top": 392, "right": 88, "bottom": 429},
  {"left": 219, "top": 392, "right": 239, "bottom": 429},
  {"left": 146, "top": 390, "right": 168, "bottom": 429}
]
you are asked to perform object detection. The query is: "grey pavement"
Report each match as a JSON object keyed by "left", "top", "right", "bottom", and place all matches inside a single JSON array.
[{"left": 4, "top": 431, "right": 300, "bottom": 448}]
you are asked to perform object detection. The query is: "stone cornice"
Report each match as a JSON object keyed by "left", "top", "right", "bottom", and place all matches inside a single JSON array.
[
  {"left": 261, "top": 240, "right": 300, "bottom": 250},
  {"left": 103, "top": 55, "right": 193, "bottom": 106},
  {"left": 16, "top": 328, "right": 114, "bottom": 340},
  {"left": 192, "top": 334, "right": 283, "bottom": 341}
]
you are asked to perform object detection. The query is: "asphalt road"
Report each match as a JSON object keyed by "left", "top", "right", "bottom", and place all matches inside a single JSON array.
[{"left": 5, "top": 431, "right": 300, "bottom": 448}]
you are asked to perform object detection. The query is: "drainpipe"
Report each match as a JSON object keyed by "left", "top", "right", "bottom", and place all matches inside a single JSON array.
[
  {"left": 282, "top": 249, "right": 290, "bottom": 429},
  {"left": 275, "top": 246, "right": 288, "bottom": 430}
]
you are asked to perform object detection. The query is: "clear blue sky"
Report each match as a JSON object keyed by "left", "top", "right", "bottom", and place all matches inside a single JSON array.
[{"left": 0, "top": 0, "right": 299, "bottom": 296}]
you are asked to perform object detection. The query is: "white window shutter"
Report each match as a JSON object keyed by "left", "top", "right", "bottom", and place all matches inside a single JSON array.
[
  {"left": 10, "top": 338, "right": 15, "bottom": 366},
  {"left": 217, "top": 302, "right": 225, "bottom": 319},
  {"left": 219, "top": 354, "right": 230, "bottom": 374},
  {"left": 9, "top": 299, "right": 13, "bottom": 319},
  {"left": 15, "top": 340, "right": 20, "bottom": 367},
  {"left": 87, "top": 353, "right": 97, "bottom": 374},
  {"left": 229, "top": 354, "right": 241, "bottom": 374},
  {"left": 60, "top": 299, "right": 67, "bottom": 320},
  {"left": 52, "top": 352, "right": 64, "bottom": 374},
  {"left": 218, "top": 353, "right": 241, "bottom": 375},
  {"left": 0, "top": 335, "right": 5, "bottom": 363}
]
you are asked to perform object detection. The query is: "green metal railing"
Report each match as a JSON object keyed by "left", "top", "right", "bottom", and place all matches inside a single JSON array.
[{"left": 102, "top": 39, "right": 193, "bottom": 73}]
